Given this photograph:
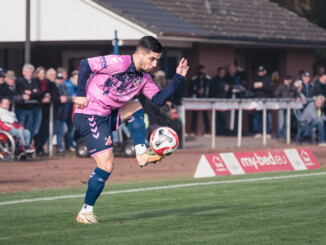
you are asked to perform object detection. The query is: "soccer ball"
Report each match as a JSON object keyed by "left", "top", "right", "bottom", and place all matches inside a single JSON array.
[{"left": 150, "top": 127, "right": 179, "bottom": 156}]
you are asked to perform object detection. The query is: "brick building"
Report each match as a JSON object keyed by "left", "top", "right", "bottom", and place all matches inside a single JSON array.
[{"left": 1, "top": 0, "right": 326, "bottom": 134}]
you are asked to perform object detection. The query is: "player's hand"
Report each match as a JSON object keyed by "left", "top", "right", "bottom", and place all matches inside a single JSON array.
[
  {"left": 74, "top": 96, "right": 88, "bottom": 109},
  {"left": 176, "top": 58, "right": 189, "bottom": 77}
]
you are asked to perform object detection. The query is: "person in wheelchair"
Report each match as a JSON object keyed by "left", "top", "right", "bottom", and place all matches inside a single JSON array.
[
  {"left": 297, "top": 95, "right": 326, "bottom": 146},
  {"left": 0, "top": 97, "right": 35, "bottom": 155}
]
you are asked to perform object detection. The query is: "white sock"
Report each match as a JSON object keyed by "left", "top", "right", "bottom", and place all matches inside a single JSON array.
[
  {"left": 135, "top": 144, "right": 147, "bottom": 154},
  {"left": 80, "top": 204, "right": 93, "bottom": 214}
]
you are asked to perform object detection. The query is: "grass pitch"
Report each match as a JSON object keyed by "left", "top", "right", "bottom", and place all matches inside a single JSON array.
[{"left": 0, "top": 170, "right": 325, "bottom": 245}]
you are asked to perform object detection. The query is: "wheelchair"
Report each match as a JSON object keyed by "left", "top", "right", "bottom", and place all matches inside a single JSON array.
[{"left": 0, "top": 130, "right": 26, "bottom": 161}]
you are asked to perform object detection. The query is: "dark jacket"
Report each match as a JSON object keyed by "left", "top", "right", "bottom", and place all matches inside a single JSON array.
[
  {"left": 226, "top": 73, "right": 246, "bottom": 98},
  {"left": 15, "top": 76, "right": 42, "bottom": 110},
  {"left": 274, "top": 83, "right": 296, "bottom": 98},
  {"left": 313, "top": 79, "right": 326, "bottom": 97},
  {"left": 42, "top": 79, "right": 64, "bottom": 120},
  {"left": 0, "top": 83, "right": 24, "bottom": 102},
  {"left": 251, "top": 74, "right": 273, "bottom": 98},
  {"left": 189, "top": 75, "right": 210, "bottom": 98},
  {"left": 302, "top": 83, "right": 314, "bottom": 98},
  {"left": 209, "top": 75, "right": 229, "bottom": 98}
]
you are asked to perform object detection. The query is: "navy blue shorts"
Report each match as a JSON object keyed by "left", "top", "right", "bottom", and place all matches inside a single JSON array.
[{"left": 73, "top": 110, "right": 120, "bottom": 157}]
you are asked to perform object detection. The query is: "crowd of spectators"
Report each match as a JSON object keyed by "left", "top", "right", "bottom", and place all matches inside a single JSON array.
[
  {"left": 188, "top": 64, "right": 326, "bottom": 146},
  {"left": 1, "top": 61, "right": 326, "bottom": 161},
  {"left": 0, "top": 65, "right": 78, "bottom": 158}
]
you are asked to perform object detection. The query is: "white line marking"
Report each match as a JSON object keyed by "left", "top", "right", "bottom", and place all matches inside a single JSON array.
[{"left": 1, "top": 172, "right": 325, "bottom": 206}]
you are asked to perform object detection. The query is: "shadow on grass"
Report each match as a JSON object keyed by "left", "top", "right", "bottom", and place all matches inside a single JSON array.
[{"left": 108, "top": 205, "right": 258, "bottom": 222}]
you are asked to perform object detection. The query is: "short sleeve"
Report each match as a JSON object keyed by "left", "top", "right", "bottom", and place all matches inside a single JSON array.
[
  {"left": 141, "top": 74, "right": 160, "bottom": 100},
  {"left": 87, "top": 55, "right": 131, "bottom": 75}
]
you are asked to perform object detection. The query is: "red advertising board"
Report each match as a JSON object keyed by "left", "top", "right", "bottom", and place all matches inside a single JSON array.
[
  {"left": 194, "top": 149, "right": 320, "bottom": 178},
  {"left": 233, "top": 150, "right": 294, "bottom": 173}
]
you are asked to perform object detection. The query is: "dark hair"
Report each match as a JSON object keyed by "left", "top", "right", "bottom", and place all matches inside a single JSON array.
[
  {"left": 196, "top": 65, "right": 205, "bottom": 73},
  {"left": 0, "top": 97, "right": 10, "bottom": 103},
  {"left": 70, "top": 70, "right": 78, "bottom": 77},
  {"left": 217, "top": 67, "right": 225, "bottom": 73},
  {"left": 135, "top": 36, "right": 162, "bottom": 53},
  {"left": 298, "top": 69, "right": 305, "bottom": 76},
  {"left": 320, "top": 73, "right": 326, "bottom": 77}
]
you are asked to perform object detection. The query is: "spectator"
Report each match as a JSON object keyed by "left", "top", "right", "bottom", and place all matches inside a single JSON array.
[
  {"left": 189, "top": 65, "right": 210, "bottom": 136},
  {"left": 15, "top": 64, "right": 42, "bottom": 140},
  {"left": 64, "top": 70, "right": 78, "bottom": 152},
  {"left": 313, "top": 73, "right": 326, "bottom": 97},
  {"left": 34, "top": 66, "right": 47, "bottom": 95},
  {"left": 35, "top": 68, "right": 64, "bottom": 156},
  {"left": 275, "top": 75, "right": 295, "bottom": 142},
  {"left": 225, "top": 64, "right": 246, "bottom": 98},
  {"left": 251, "top": 66, "right": 273, "bottom": 139},
  {"left": 0, "top": 68, "right": 5, "bottom": 91},
  {"left": 299, "top": 95, "right": 326, "bottom": 146},
  {"left": 0, "top": 71, "right": 28, "bottom": 103},
  {"left": 153, "top": 70, "right": 167, "bottom": 89},
  {"left": 300, "top": 71, "right": 314, "bottom": 98},
  {"left": 312, "top": 66, "right": 325, "bottom": 85},
  {"left": 53, "top": 72, "right": 69, "bottom": 155},
  {"left": 294, "top": 80, "right": 307, "bottom": 105},
  {"left": 209, "top": 67, "right": 229, "bottom": 135},
  {"left": 0, "top": 97, "right": 34, "bottom": 155},
  {"left": 226, "top": 64, "right": 246, "bottom": 134}
]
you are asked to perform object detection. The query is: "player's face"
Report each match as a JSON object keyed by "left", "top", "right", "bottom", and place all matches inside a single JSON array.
[{"left": 139, "top": 51, "right": 161, "bottom": 74}]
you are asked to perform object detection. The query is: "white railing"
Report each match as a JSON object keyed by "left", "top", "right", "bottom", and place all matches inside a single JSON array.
[{"left": 180, "top": 98, "right": 310, "bottom": 149}]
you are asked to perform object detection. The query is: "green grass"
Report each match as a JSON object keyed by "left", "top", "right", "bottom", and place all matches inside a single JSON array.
[{"left": 0, "top": 170, "right": 326, "bottom": 245}]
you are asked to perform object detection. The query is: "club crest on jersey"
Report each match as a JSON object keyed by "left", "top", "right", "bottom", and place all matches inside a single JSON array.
[
  {"left": 133, "top": 77, "right": 141, "bottom": 88},
  {"left": 105, "top": 136, "right": 112, "bottom": 146}
]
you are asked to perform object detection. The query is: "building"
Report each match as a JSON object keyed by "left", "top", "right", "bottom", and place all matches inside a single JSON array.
[{"left": 1, "top": 0, "right": 326, "bottom": 134}]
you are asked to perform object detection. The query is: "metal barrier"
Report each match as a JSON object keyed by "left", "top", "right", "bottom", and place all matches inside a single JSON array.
[
  {"left": 181, "top": 98, "right": 311, "bottom": 149},
  {"left": 11, "top": 100, "right": 55, "bottom": 158},
  {"left": 8, "top": 98, "right": 313, "bottom": 156}
]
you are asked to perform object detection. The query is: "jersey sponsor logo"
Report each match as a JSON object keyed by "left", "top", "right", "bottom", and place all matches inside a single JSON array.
[
  {"left": 112, "top": 56, "right": 124, "bottom": 63},
  {"left": 133, "top": 77, "right": 141, "bottom": 88}
]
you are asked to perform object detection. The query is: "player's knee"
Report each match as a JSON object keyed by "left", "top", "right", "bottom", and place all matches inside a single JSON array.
[
  {"left": 97, "top": 160, "right": 114, "bottom": 173},
  {"left": 133, "top": 102, "right": 143, "bottom": 112},
  {"left": 94, "top": 151, "right": 114, "bottom": 173}
]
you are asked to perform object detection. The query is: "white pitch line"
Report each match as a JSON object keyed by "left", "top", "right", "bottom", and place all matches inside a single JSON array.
[{"left": 1, "top": 172, "right": 326, "bottom": 206}]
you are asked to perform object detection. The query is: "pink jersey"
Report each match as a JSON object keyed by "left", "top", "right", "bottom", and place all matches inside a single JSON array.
[{"left": 74, "top": 55, "right": 160, "bottom": 116}]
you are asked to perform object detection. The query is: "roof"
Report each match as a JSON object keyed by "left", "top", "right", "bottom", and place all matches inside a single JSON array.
[{"left": 92, "top": 0, "right": 326, "bottom": 46}]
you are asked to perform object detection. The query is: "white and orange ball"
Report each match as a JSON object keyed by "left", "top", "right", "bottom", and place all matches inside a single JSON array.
[{"left": 150, "top": 127, "right": 179, "bottom": 156}]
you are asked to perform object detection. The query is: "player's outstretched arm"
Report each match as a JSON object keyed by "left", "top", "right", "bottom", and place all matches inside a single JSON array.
[
  {"left": 75, "top": 59, "right": 91, "bottom": 109},
  {"left": 151, "top": 58, "right": 189, "bottom": 106}
]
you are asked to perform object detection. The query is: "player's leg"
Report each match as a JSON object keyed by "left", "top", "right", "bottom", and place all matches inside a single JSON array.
[
  {"left": 119, "top": 101, "right": 163, "bottom": 166},
  {"left": 76, "top": 150, "right": 113, "bottom": 224},
  {"left": 74, "top": 113, "right": 114, "bottom": 224}
]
